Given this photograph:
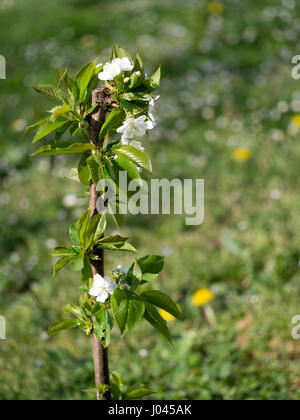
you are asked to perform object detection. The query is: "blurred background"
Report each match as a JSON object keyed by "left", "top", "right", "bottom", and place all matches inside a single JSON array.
[{"left": 1, "top": 0, "right": 300, "bottom": 400}]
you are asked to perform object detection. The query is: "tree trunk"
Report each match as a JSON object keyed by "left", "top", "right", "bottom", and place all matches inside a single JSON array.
[{"left": 88, "top": 86, "right": 111, "bottom": 401}]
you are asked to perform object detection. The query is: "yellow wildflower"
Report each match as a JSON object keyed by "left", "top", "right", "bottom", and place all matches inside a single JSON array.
[
  {"left": 233, "top": 147, "right": 251, "bottom": 162},
  {"left": 291, "top": 115, "right": 300, "bottom": 127},
  {"left": 208, "top": 1, "right": 224, "bottom": 14},
  {"left": 192, "top": 289, "right": 215, "bottom": 307}
]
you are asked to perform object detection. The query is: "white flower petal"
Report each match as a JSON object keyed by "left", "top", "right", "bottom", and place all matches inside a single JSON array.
[
  {"left": 120, "top": 57, "right": 134, "bottom": 71},
  {"left": 98, "top": 71, "right": 113, "bottom": 81},
  {"left": 89, "top": 274, "right": 105, "bottom": 297},
  {"left": 96, "top": 290, "right": 109, "bottom": 303}
]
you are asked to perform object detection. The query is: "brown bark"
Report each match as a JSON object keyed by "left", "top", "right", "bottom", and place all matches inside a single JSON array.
[{"left": 88, "top": 86, "right": 112, "bottom": 400}]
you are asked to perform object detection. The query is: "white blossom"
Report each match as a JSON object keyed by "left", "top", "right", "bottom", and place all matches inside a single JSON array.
[
  {"left": 117, "top": 115, "right": 155, "bottom": 143},
  {"left": 119, "top": 57, "right": 134, "bottom": 71},
  {"left": 148, "top": 95, "right": 160, "bottom": 125},
  {"left": 89, "top": 274, "right": 117, "bottom": 303},
  {"left": 98, "top": 57, "right": 134, "bottom": 81}
]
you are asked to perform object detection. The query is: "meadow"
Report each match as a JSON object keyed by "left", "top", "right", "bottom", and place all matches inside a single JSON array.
[{"left": 1, "top": 0, "right": 300, "bottom": 400}]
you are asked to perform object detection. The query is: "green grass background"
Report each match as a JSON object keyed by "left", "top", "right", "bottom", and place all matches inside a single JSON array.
[{"left": 1, "top": 0, "right": 300, "bottom": 400}]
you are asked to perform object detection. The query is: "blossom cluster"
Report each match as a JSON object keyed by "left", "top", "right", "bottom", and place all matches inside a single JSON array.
[
  {"left": 98, "top": 57, "right": 134, "bottom": 81},
  {"left": 98, "top": 57, "right": 159, "bottom": 151}
]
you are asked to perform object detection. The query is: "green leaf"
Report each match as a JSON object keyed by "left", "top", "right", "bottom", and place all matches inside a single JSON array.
[
  {"left": 32, "top": 142, "right": 95, "bottom": 157},
  {"left": 99, "top": 109, "right": 125, "bottom": 140},
  {"left": 114, "top": 145, "right": 152, "bottom": 173},
  {"left": 94, "top": 309, "right": 113, "bottom": 348},
  {"left": 53, "top": 255, "right": 74, "bottom": 277},
  {"left": 95, "top": 236, "right": 137, "bottom": 253},
  {"left": 78, "top": 155, "right": 91, "bottom": 186},
  {"left": 94, "top": 213, "right": 107, "bottom": 242},
  {"left": 50, "top": 104, "right": 72, "bottom": 122},
  {"left": 143, "top": 303, "right": 172, "bottom": 343},
  {"left": 25, "top": 117, "right": 50, "bottom": 134},
  {"left": 111, "top": 289, "right": 145, "bottom": 336},
  {"left": 52, "top": 247, "right": 76, "bottom": 257},
  {"left": 114, "top": 157, "right": 141, "bottom": 181},
  {"left": 78, "top": 209, "right": 90, "bottom": 247},
  {"left": 116, "top": 45, "right": 132, "bottom": 60},
  {"left": 87, "top": 155, "right": 101, "bottom": 185},
  {"left": 96, "top": 235, "right": 129, "bottom": 244},
  {"left": 48, "top": 319, "right": 78, "bottom": 336},
  {"left": 70, "top": 255, "right": 84, "bottom": 271},
  {"left": 140, "top": 290, "right": 181, "bottom": 320},
  {"left": 97, "top": 242, "right": 137, "bottom": 252},
  {"left": 141, "top": 273, "right": 158, "bottom": 283},
  {"left": 32, "top": 120, "right": 68, "bottom": 143},
  {"left": 126, "top": 262, "right": 142, "bottom": 290},
  {"left": 64, "top": 305, "right": 86, "bottom": 322},
  {"left": 144, "top": 66, "right": 161, "bottom": 92},
  {"left": 70, "top": 221, "right": 80, "bottom": 244},
  {"left": 85, "top": 214, "right": 102, "bottom": 250},
  {"left": 81, "top": 254, "right": 93, "bottom": 282},
  {"left": 75, "top": 60, "right": 97, "bottom": 102},
  {"left": 97, "top": 384, "right": 111, "bottom": 398},
  {"left": 137, "top": 255, "right": 164, "bottom": 275},
  {"left": 126, "top": 387, "right": 154, "bottom": 400},
  {"left": 110, "top": 372, "right": 122, "bottom": 400},
  {"left": 33, "top": 84, "right": 62, "bottom": 102}
]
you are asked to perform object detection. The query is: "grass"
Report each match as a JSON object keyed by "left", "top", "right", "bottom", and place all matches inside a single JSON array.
[{"left": 1, "top": 0, "right": 300, "bottom": 400}]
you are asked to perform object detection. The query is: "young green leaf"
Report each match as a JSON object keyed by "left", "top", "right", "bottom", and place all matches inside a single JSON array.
[
  {"left": 94, "top": 309, "right": 113, "bottom": 348},
  {"left": 137, "top": 255, "right": 164, "bottom": 274},
  {"left": 64, "top": 305, "right": 87, "bottom": 323},
  {"left": 95, "top": 236, "right": 137, "bottom": 253},
  {"left": 81, "top": 254, "right": 93, "bottom": 282},
  {"left": 48, "top": 319, "right": 79, "bottom": 336},
  {"left": 70, "top": 221, "right": 80, "bottom": 244},
  {"left": 78, "top": 154, "right": 91, "bottom": 186},
  {"left": 99, "top": 108, "right": 125, "bottom": 140},
  {"left": 25, "top": 117, "right": 50, "bottom": 134},
  {"left": 94, "top": 213, "right": 107, "bottom": 242},
  {"left": 33, "top": 84, "right": 62, "bottom": 102},
  {"left": 53, "top": 255, "right": 75, "bottom": 277},
  {"left": 143, "top": 303, "right": 172, "bottom": 343},
  {"left": 87, "top": 155, "right": 101, "bottom": 185},
  {"left": 78, "top": 209, "right": 90, "bottom": 247},
  {"left": 85, "top": 213, "right": 102, "bottom": 250},
  {"left": 53, "top": 247, "right": 76, "bottom": 257},
  {"left": 32, "top": 142, "right": 95, "bottom": 157},
  {"left": 126, "top": 262, "right": 142, "bottom": 290},
  {"left": 144, "top": 66, "right": 161, "bottom": 92},
  {"left": 125, "top": 387, "right": 154, "bottom": 400},
  {"left": 113, "top": 157, "right": 141, "bottom": 182},
  {"left": 32, "top": 120, "right": 68, "bottom": 143},
  {"left": 111, "top": 289, "right": 145, "bottom": 336},
  {"left": 114, "top": 145, "right": 152, "bottom": 173},
  {"left": 50, "top": 104, "right": 72, "bottom": 122},
  {"left": 70, "top": 255, "right": 84, "bottom": 271},
  {"left": 140, "top": 290, "right": 182, "bottom": 320},
  {"left": 75, "top": 60, "right": 97, "bottom": 102}
]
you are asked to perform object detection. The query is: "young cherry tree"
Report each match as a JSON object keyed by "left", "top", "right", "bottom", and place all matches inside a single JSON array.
[{"left": 28, "top": 46, "right": 181, "bottom": 400}]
